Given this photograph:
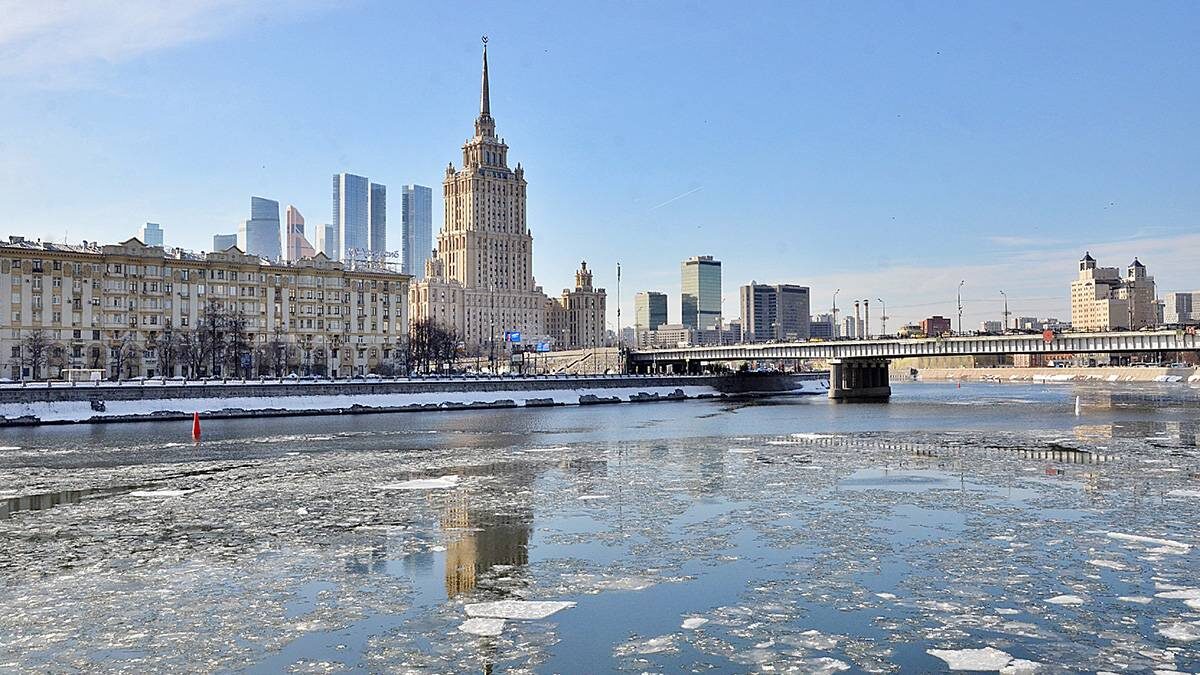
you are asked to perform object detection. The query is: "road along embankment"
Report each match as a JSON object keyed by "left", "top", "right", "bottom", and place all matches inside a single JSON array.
[
  {"left": 0, "top": 372, "right": 828, "bottom": 426},
  {"left": 916, "top": 366, "right": 1199, "bottom": 385}
]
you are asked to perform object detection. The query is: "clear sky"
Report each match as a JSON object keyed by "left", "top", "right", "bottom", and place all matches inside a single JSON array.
[{"left": 2, "top": 0, "right": 1198, "bottom": 330}]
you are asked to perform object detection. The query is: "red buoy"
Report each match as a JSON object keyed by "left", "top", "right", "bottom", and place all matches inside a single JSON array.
[{"left": 192, "top": 412, "right": 201, "bottom": 440}]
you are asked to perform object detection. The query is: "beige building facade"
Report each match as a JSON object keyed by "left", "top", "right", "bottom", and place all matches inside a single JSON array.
[
  {"left": 0, "top": 236, "right": 409, "bottom": 380},
  {"left": 1070, "top": 252, "right": 1157, "bottom": 331},
  {"left": 545, "top": 262, "right": 606, "bottom": 350},
  {"left": 411, "top": 40, "right": 598, "bottom": 356}
]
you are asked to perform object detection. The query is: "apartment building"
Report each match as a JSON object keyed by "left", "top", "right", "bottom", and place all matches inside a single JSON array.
[{"left": 0, "top": 236, "right": 409, "bottom": 380}]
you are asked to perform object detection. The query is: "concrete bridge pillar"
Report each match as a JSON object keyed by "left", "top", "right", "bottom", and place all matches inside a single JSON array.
[{"left": 829, "top": 358, "right": 891, "bottom": 402}]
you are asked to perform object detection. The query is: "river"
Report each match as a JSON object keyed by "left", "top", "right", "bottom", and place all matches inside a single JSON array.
[{"left": 1, "top": 381, "right": 1198, "bottom": 672}]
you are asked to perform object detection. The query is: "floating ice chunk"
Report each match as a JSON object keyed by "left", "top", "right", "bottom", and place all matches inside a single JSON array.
[
  {"left": 995, "top": 608, "right": 1021, "bottom": 615},
  {"left": 378, "top": 475, "right": 460, "bottom": 490},
  {"left": 1107, "top": 532, "right": 1191, "bottom": 552},
  {"left": 458, "top": 618, "right": 505, "bottom": 636},
  {"left": 128, "top": 489, "right": 197, "bottom": 497},
  {"left": 1045, "top": 594, "right": 1085, "bottom": 606},
  {"left": 928, "top": 647, "right": 1014, "bottom": 671},
  {"left": 465, "top": 600, "right": 575, "bottom": 620},
  {"left": 1155, "top": 589, "right": 1200, "bottom": 600},
  {"left": 577, "top": 494, "right": 609, "bottom": 501},
  {"left": 1087, "top": 559, "right": 1127, "bottom": 571},
  {"left": 1185, "top": 599, "right": 1200, "bottom": 610},
  {"left": 875, "top": 592, "right": 898, "bottom": 600},
  {"left": 523, "top": 446, "right": 570, "bottom": 453},
  {"left": 615, "top": 634, "right": 677, "bottom": 656},
  {"left": 793, "top": 657, "right": 849, "bottom": 674},
  {"left": 728, "top": 448, "right": 757, "bottom": 454},
  {"left": 787, "top": 629, "right": 839, "bottom": 650},
  {"left": 295, "top": 507, "right": 309, "bottom": 515},
  {"left": 1118, "top": 596, "right": 1153, "bottom": 604},
  {"left": 681, "top": 617, "right": 709, "bottom": 630},
  {"left": 1166, "top": 489, "right": 1200, "bottom": 499},
  {"left": 1157, "top": 622, "right": 1200, "bottom": 642},
  {"left": 1001, "top": 659, "right": 1043, "bottom": 674},
  {"left": 0, "top": 446, "right": 21, "bottom": 451}
]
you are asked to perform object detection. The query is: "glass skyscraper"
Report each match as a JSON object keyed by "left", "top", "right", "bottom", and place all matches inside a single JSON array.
[
  {"left": 681, "top": 255, "right": 722, "bottom": 330},
  {"left": 238, "top": 196, "right": 281, "bottom": 260},
  {"left": 369, "top": 183, "right": 386, "bottom": 256},
  {"left": 634, "top": 291, "right": 668, "bottom": 333},
  {"left": 401, "top": 184, "right": 433, "bottom": 278},
  {"left": 332, "top": 172, "right": 386, "bottom": 262},
  {"left": 140, "top": 222, "right": 163, "bottom": 247}
]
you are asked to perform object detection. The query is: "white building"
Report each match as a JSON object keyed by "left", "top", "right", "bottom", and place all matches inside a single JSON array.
[{"left": 1070, "top": 252, "right": 1157, "bottom": 331}]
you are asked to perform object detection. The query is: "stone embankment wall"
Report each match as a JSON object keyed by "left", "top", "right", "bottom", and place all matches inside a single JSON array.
[
  {"left": 916, "top": 366, "right": 1200, "bottom": 384},
  {"left": 0, "top": 374, "right": 711, "bottom": 405}
]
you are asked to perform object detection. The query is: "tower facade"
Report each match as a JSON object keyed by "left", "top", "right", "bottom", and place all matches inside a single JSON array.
[
  {"left": 401, "top": 184, "right": 433, "bottom": 279},
  {"left": 681, "top": 255, "right": 722, "bottom": 331},
  {"left": 238, "top": 196, "right": 281, "bottom": 260},
  {"left": 412, "top": 40, "right": 549, "bottom": 354}
]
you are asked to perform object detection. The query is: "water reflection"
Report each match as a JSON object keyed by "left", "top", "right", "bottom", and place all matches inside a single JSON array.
[{"left": 441, "top": 463, "right": 534, "bottom": 599}]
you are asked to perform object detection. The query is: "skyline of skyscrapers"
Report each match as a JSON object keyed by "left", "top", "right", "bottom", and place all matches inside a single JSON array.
[
  {"left": 238, "top": 196, "right": 282, "bottom": 260},
  {"left": 213, "top": 233, "right": 237, "bottom": 251},
  {"left": 681, "top": 255, "right": 721, "bottom": 331},
  {"left": 401, "top": 184, "right": 433, "bottom": 279},
  {"left": 140, "top": 222, "right": 163, "bottom": 247}
]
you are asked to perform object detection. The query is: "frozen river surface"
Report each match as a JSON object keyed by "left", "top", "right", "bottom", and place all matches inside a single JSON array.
[{"left": 1, "top": 382, "right": 1199, "bottom": 672}]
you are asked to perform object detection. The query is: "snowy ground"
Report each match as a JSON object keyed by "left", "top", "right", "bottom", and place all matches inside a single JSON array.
[{"left": 1, "top": 394, "right": 1199, "bottom": 671}]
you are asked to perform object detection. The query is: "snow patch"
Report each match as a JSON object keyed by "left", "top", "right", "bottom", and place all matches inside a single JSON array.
[
  {"left": 681, "top": 617, "right": 709, "bottom": 630},
  {"left": 1045, "top": 594, "right": 1085, "bottom": 606},
  {"left": 1107, "top": 532, "right": 1191, "bottom": 552},
  {"left": 1157, "top": 622, "right": 1200, "bottom": 642}
]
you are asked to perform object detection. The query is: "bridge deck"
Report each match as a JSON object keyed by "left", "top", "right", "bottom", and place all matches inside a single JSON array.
[{"left": 631, "top": 329, "right": 1199, "bottom": 362}]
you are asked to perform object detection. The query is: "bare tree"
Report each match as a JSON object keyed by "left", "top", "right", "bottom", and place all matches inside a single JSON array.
[
  {"left": 260, "top": 325, "right": 292, "bottom": 377},
  {"left": 20, "top": 329, "right": 53, "bottom": 381},
  {"left": 223, "top": 307, "right": 253, "bottom": 378},
  {"left": 155, "top": 322, "right": 179, "bottom": 377},
  {"left": 108, "top": 332, "right": 138, "bottom": 381},
  {"left": 200, "top": 299, "right": 226, "bottom": 376},
  {"left": 407, "top": 319, "right": 460, "bottom": 374}
]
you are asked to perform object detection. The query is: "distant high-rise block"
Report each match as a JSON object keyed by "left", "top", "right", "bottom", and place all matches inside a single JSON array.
[
  {"left": 681, "top": 255, "right": 721, "bottom": 331},
  {"left": 332, "top": 173, "right": 385, "bottom": 262},
  {"left": 369, "top": 182, "right": 386, "bottom": 257},
  {"left": 140, "top": 223, "right": 163, "bottom": 247},
  {"left": 740, "top": 282, "right": 810, "bottom": 342},
  {"left": 634, "top": 291, "right": 667, "bottom": 333},
  {"left": 401, "top": 185, "right": 433, "bottom": 278},
  {"left": 238, "top": 196, "right": 282, "bottom": 260},
  {"left": 213, "top": 233, "right": 238, "bottom": 251},
  {"left": 283, "top": 205, "right": 316, "bottom": 261}
]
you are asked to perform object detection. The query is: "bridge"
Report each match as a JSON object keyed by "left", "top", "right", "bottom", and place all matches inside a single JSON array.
[{"left": 628, "top": 329, "right": 1200, "bottom": 401}]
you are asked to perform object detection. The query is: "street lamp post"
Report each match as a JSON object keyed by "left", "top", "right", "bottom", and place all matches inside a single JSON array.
[
  {"left": 876, "top": 298, "right": 887, "bottom": 336},
  {"left": 1000, "top": 290, "right": 1010, "bottom": 332},
  {"left": 616, "top": 262, "right": 623, "bottom": 374},
  {"left": 957, "top": 280, "right": 965, "bottom": 334}
]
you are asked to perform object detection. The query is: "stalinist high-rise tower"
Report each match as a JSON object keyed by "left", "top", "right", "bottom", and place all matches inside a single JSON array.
[{"left": 411, "top": 38, "right": 549, "bottom": 353}]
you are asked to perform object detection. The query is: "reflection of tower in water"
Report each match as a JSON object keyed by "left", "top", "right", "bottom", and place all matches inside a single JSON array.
[{"left": 441, "top": 469, "right": 534, "bottom": 598}]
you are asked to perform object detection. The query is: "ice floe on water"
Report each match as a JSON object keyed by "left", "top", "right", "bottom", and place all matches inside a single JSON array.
[
  {"left": 377, "top": 475, "right": 460, "bottom": 490},
  {"left": 681, "top": 617, "right": 709, "bottom": 630},
  {"left": 1157, "top": 622, "right": 1200, "bottom": 642},
  {"left": 458, "top": 617, "right": 505, "bottom": 637},
  {"left": 727, "top": 448, "right": 757, "bottom": 454},
  {"left": 614, "top": 634, "right": 677, "bottom": 656},
  {"left": 522, "top": 446, "right": 570, "bottom": 454},
  {"left": 464, "top": 600, "right": 575, "bottom": 620},
  {"left": 128, "top": 488, "right": 198, "bottom": 498},
  {"left": 1155, "top": 589, "right": 1200, "bottom": 600},
  {"left": 576, "top": 494, "right": 609, "bottom": 501},
  {"left": 1087, "top": 559, "right": 1127, "bottom": 570},
  {"left": 1106, "top": 532, "right": 1191, "bottom": 552},
  {"left": 1045, "top": 594, "right": 1086, "bottom": 605},
  {"left": 927, "top": 647, "right": 1015, "bottom": 671}
]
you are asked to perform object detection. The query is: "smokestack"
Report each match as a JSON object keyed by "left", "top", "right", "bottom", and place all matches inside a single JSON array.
[{"left": 854, "top": 301, "right": 861, "bottom": 339}]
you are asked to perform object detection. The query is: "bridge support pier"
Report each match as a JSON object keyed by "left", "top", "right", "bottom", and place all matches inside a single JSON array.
[{"left": 829, "top": 358, "right": 891, "bottom": 401}]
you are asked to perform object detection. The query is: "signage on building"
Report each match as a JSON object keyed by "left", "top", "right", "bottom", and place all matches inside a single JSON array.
[
  {"left": 535, "top": 342, "right": 551, "bottom": 352},
  {"left": 1042, "top": 329, "right": 1055, "bottom": 343},
  {"left": 505, "top": 331, "right": 522, "bottom": 343}
]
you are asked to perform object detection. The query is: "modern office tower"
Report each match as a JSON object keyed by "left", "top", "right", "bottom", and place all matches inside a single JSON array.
[
  {"left": 739, "top": 282, "right": 810, "bottom": 342},
  {"left": 634, "top": 291, "right": 668, "bottom": 333},
  {"left": 980, "top": 320, "right": 1004, "bottom": 333},
  {"left": 140, "top": 223, "right": 163, "bottom": 247},
  {"left": 213, "top": 233, "right": 237, "bottom": 251},
  {"left": 332, "top": 173, "right": 369, "bottom": 262},
  {"left": 238, "top": 196, "right": 282, "bottom": 260},
  {"left": 1164, "top": 291, "right": 1200, "bottom": 325},
  {"left": 401, "top": 184, "right": 433, "bottom": 278},
  {"left": 369, "top": 182, "right": 386, "bottom": 256},
  {"left": 681, "top": 255, "right": 721, "bottom": 331},
  {"left": 1071, "top": 252, "right": 1157, "bottom": 330},
  {"left": 282, "top": 205, "right": 316, "bottom": 262},
  {"left": 314, "top": 223, "right": 337, "bottom": 259}
]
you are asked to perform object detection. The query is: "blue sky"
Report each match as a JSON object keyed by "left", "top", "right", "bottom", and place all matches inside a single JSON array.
[{"left": 2, "top": 0, "right": 1198, "bottom": 329}]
